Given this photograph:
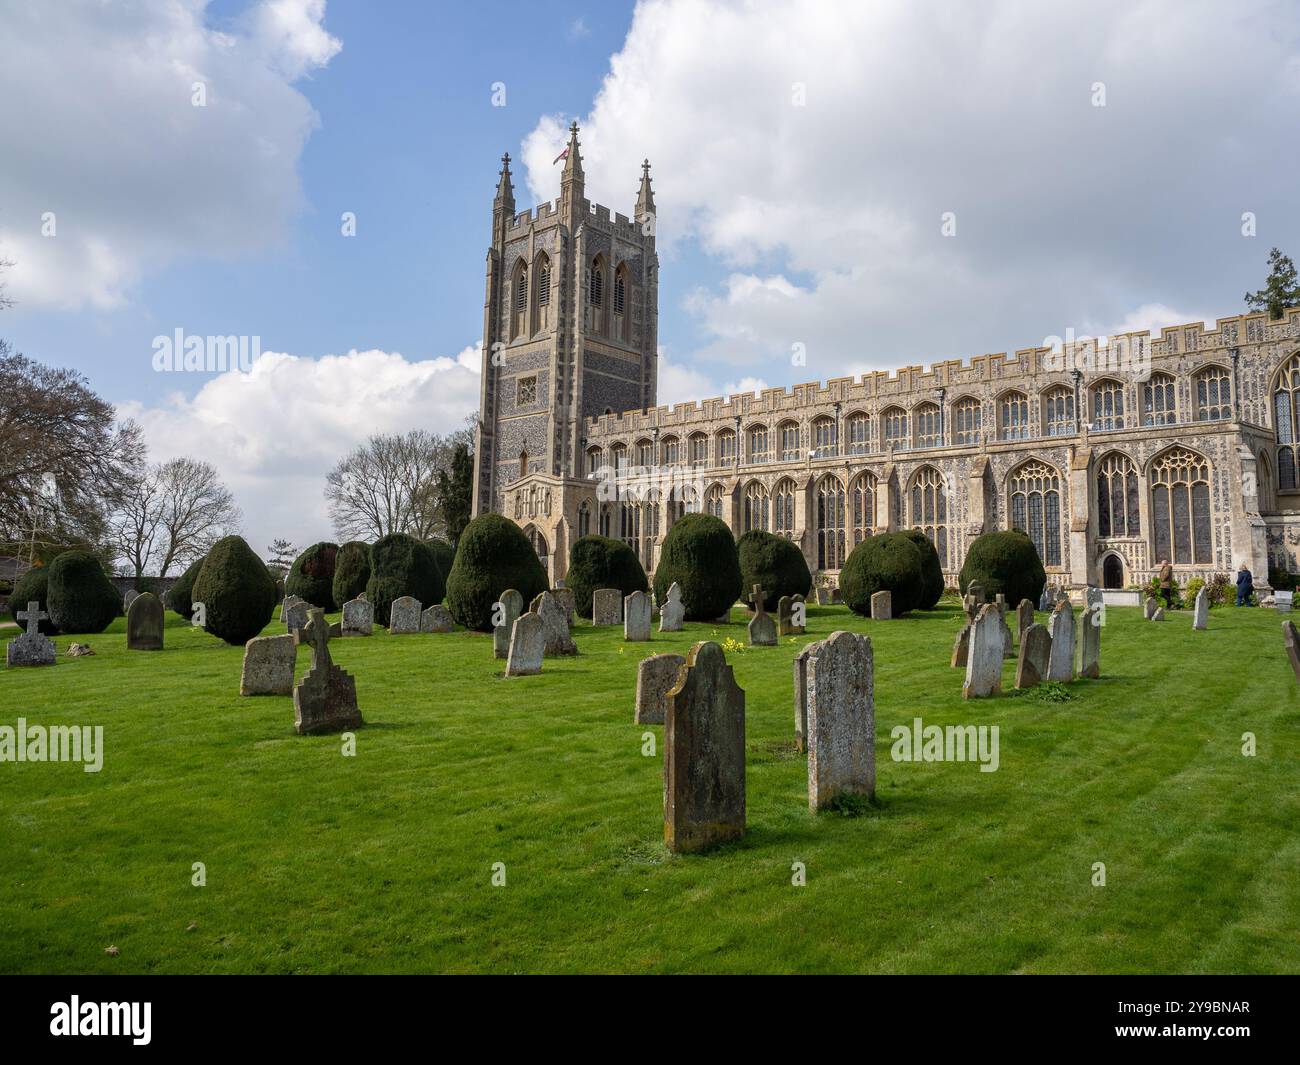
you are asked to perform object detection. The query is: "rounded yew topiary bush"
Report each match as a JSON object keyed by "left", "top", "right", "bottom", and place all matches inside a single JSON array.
[
  {"left": 11, "top": 565, "right": 57, "bottom": 634},
  {"left": 901, "top": 528, "right": 945, "bottom": 610},
  {"left": 652, "top": 512, "right": 743, "bottom": 621},
  {"left": 191, "top": 535, "right": 279, "bottom": 645},
  {"left": 46, "top": 550, "right": 121, "bottom": 634},
  {"left": 425, "top": 537, "right": 455, "bottom": 583},
  {"left": 958, "top": 529, "right": 1046, "bottom": 607},
  {"left": 166, "top": 555, "right": 205, "bottom": 619},
  {"left": 285, "top": 541, "right": 339, "bottom": 611},
  {"left": 366, "top": 533, "right": 446, "bottom": 627},
  {"left": 840, "top": 532, "right": 925, "bottom": 617},
  {"left": 331, "top": 541, "right": 371, "bottom": 607},
  {"left": 445, "top": 513, "right": 548, "bottom": 632},
  {"left": 566, "top": 535, "right": 648, "bottom": 619},
  {"left": 737, "top": 529, "right": 812, "bottom": 612}
]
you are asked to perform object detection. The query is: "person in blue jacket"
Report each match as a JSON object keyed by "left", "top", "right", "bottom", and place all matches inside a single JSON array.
[{"left": 1236, "top": 564, "right": 1254, "bottom": 607}]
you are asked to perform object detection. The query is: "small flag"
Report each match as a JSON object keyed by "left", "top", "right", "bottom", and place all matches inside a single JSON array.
[{"left": 552, "top": 146, "right": 569, "bottom": 165}]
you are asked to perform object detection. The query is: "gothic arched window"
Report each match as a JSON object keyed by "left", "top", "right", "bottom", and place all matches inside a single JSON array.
[
  {"left": 908, "top": 465, "right": 950, "bottom": 568},
  {"left": 510, "top": 260, "right": 528, "bottom": 340},
  {"left": 882, "top": 406, "right": 908, "bottom": 450},
  {"left": 1150, "top": 447, "right": 1212, "bottom": 564},
  {"left": 847, "top": 412, "right": 871, "bottom": 454},
  {"left": 773, "top": 478, "right": 796, "bottom": 537},
  {"left": 812, "top": 415, "right": 838, "bottom": 455},
  {"left": 716, "top": 428, "right": 737, "bottom": 465},
  {"left": 1275, "top": 352, "right": 1300, "bottom": 490},
  {"left": 743, "top": 481, "right": 769, "bottom": 532},
  {"left": 1091, "top": 379, "right": 1126, "bottom": 431},
  {"left": 1096, "top": 451, "right": 1139, "bottom": 538},
  {"left": 1142, "top": 372, "right": 1176, "bottom": 426},
  {"left": 914, "top": 403, "right": 941, "bottom": 448},
  {"left": 748, "top": 424, "right": 770, "bottom": 463},
  {"left": 1008, "top": 459, "right": 1062, "bottom": 567},
  {"left": 1043, "top": 386, "right": 1075, "bottom": 437},
  {"left": 815, "top": 475, "right": 846, "bottom": 570},
  {"left": 952, "top": 396, "right": 981, "bottom": 445},
  {"left": 850, "top": 471, "right": 876, "bottom": 547},
  {"left": 1195, "top": 365, "right": 1231, "bottom": 422},
  {"left": 998, "top": 391, "right": 1030, "bottom": 440},
  {"left": 704, "top": 483, "right": 724, "bottom": 519},
  {"left": 779, "top": 420, "right": 801, "bottom": 461},
  {"left": 532, "top": 252, "right": 551, "bottom": 333}
]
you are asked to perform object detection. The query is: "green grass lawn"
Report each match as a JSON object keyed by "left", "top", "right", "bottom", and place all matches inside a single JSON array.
[{"left": 1, "top": 598, "right": 1298, "bottom": 974}]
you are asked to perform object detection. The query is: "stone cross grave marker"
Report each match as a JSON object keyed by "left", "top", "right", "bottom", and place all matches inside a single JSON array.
[
  {"left": 747, "top": 584, "right": 777, "bottom": 646},
  {"left": 293, "top": 609, "right": 362, "bottom": 735},
  {"left": 6, "top": 601, "right": 56, "bottom": 667}
]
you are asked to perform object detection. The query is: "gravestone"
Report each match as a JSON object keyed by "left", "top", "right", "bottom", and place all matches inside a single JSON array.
[
  {"left": 962, "top": 604, "right": 1003, "bottom": 699},
  {"left": 634, "top": 652, "right": 686, "bottom": 725},
  {"left": 1046, "top": 600, "right": 1076, "bottom": 682},
  {"left": 531, "top": 591, "right": 577, "bottom": 655},
  {"left": 951, "top": 622, "right": 971, "bottom": 668},
  {"left": 1079, "top": 603, "right": 1102, "bottom": 679},
  {"left": 6, "top": 602, "right": 56, "bottom": 667},
  {"left": 967, "top": 581, "right": 985, "bottom": 606},
  {"left": 1152, "top": 606, "right": 1165, "bottom": 621},
  {"left": 747, "top": 585, "right": 777, "bottom": 646},
  {"left": 1016, "top": 598, "right": 1035, "bottom": 639},
  {"left": 1144, "top": 595, "right": 1158, "bottom": 620},
  {"left": 664, "top": 641, "right": 746, "bottom": 853},
  {"left": 1086, "top": 586, "right": 1104, "bottom": 610},
  {"left": 1192, "top": 587, "right": 1208, "bottom": 630},
  {"left": 995, "top": 598, "right": 1015, "bottom": 658},
  {"left": 815, "top": 586, "right": 831, "bottom": 606},
  {"left": 1276, "top": 590, "right": 1294, "bottom": 613},
  {"left": 282, "top": 595, "right": 309, "bottom": 640},
  {"left": 240, "top": 633, "right": 296, "bottom": 696},
  {"left": 126, "top": 591, "right": 164, "bottom": 651},
  {"left": 1284, "top": 621, "right": 1300, "bottom": 682},
  {"left": 793, "top": 640, "right": 822, "bottom": 752},
  {"left": 659, "top": 581, "right": 685, "bottom": 632},
  {"left": 493, "top": 589, "right": 523, "bottom": 659},
  {"left": 552, "top": 586, "right": 576, "bottom": 628},
  {"left": 592, "top": 588, "right": 622, "bottom": 625},
  {"left": 123, "top": 588, "right": 140, "bottom": 614},
  {"left": 805, "top": 630, "right": 875, "bottom": 810},
  {"left": 342, "top": 596, "right": 373, "bottom": 636},
  {"left": 420, "top": 604, "right": 454, "bottom": 633},
  {"left": 293, "top": 609, "right": 362, "bottom": 735},
  {"left": 505, "top": 612, "right": 545, "bottom": 676},
  {"left": 870, "top": 590, "right": 892, "bottom": 620},
  {"left": 1015, "top": 622, "right": 1051, "bottom": 689},
  {"left": 388, "top": 595, "right": 421, "bottom": 634},
  {"left": 1038, "top": 587, "right": 1052, "bottom": 611},
  {"left": 789, "top": 593, "right": 807, "bottom": 634},
  {"left": 777, "top": 595, "right": 799, "bottom": 635},
  {"left": 624, "top": 590, "right": 652, "bottom": 641},
  {"left": 963, "top": 594, "right": 978, "bottom": 623}
]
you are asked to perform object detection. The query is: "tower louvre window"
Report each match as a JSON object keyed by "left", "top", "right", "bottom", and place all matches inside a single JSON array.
[
  {"left": 538, "top": 263, "right": 550, "bottom": 305},
  {"left": 590, "top": 266, "right": 602, "bottom": 306},
  {"left": 614, "top": 271, "right": 625, "bottom": 314},
  {"left": 515, "top": 265, "right": 527, "bottom": 312}
]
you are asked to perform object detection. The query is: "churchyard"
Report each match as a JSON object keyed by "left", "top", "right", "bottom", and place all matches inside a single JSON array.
[{"left": 2, "top": 595, "right": 1297, "bottom": 974}]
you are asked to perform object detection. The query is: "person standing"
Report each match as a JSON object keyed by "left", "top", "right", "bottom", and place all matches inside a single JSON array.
[
  {"left": 1158, "top": 559, "right": 1174, "bottom": 609},
  {"left": 1236, "top": 563, "right": 1255, "bottom": 607}
]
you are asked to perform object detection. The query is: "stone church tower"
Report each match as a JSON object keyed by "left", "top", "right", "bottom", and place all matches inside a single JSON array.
[{"left": 472, "top": 124, "right": 659, "bottom": 578}]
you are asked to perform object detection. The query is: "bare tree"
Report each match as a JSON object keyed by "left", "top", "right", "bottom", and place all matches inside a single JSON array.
[
  {"left": 106, "top": 464, "right": 166, "bottom": 583},
  {"left": 153, "top": 458, "right": 242, "bottom": 576}
]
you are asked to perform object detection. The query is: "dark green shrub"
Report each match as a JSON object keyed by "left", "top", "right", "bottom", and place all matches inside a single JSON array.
[
  {"left": 901, "top": 528, "right": 944, "bottom": 610},
  {"left": 166, "top": 556, "right": 206, "bottom": 619},
  {"left": 46, "top": 550, "right": 120, "bottom": 634},
  {"left": 366, "top": 533, "right": 445, "bottom": 627},
  {"left": 958, "top": 529, "right": 1046, "bottom": 608},
  {"left": 191, "top": 535, "right": 278, "bottom": 645},
  {"left": 285, "top": 541, "right": 338, "bottom": 610},
  {"left": 840, "top": 532, "right": 925, "bottom": 617},
  {"left": 1269, "top": 566, "right": 1297, "bottom": 592},
  {"left": 445, "top": 514, "right": 548, "bottom": 631},
  {"left": 10, "top": 565, "right": 56, "bottom": 633},
  {"left": 331, "top": 541, "right": 371, "bottom": 606},
  {"left": 652, "top": 513, "right": 743, "bottom": 621},
  {"left": 566, "top": 535, "right": 648, "bottom": 618},
  {"left": 736, "top": 529, "right": 811, "bottom": 612},
  {"left": 425, "top": 537, "right": 455, "bottom": 582}
]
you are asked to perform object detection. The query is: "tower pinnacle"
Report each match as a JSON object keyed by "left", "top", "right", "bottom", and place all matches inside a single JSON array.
[
  {"left": 635, "top": 158, "right": 656, "bottom": 222},
  {"left": 494, "top": 152, "right": 515, "bottom": 212}
]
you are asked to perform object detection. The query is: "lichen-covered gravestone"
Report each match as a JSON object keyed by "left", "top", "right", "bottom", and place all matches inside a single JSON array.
[
  {"left": 1192, "top": 587, "right": 1208, "bottom": 630},
  {"left": 240, "top": 633, "right": 296, "bottom": 696},
  {"left": 293, "top": 610, "right": 362, "bottom": 734},
  {"left": 531, "top": 591, "right": 577, "bottom": 655},
  {"left": 123, "top": 588, "right": 140, "bottom": 614},
  {"left": 126, "top": 591, "right": 164, "bottom": 651},
  {"left": 388, "top": 596, "right": 421, "bottom": 634},
  {"left": 870, "top": 590, "right": 892, "bottom": 620},
  {"left": 282, "top": 595, "right": 309, "bottom": 641},
  {"left": 1152, "top": 606, "right": 1165, "bottom": 621},
  {"left": 805, "top": 630, "right": 875, "bottom": 810},
  {"left": 962, "top": 604, "right": 1004, "bottom": 699},
  {"left": 592, "top": 588, "right": 622, "bottom": 626},
  {"left": 342, "top": 596, "right": 373, "bottom": 636},
  {"left": 6, "top": 602, "right": 56, "bottom": 667},
  {"left": 552, "top": 586, "right": 576, "bottom": 628},
  {"left": 815, "top": 585, "right": 831, "bottom": 606},
  {"left": 1015, "top": 623, "right": 1051, "bottom": 689},
  {"left": 1284, "top": 620, "right": 1300, "bottom": 683},
  {"left": 996, "top": 599, "right": 1015, "bottom": 658},
  {"left": 747, "top": 585, "right": 777, "bottom": 647},
  {"left": 792, "top": 640, "right": 822, "bottom": 752},
  {"left": 634, "top": 652, "right": 686, "bottom": 725},
  {"left": 493, "top": 589, "right": 523, "bottom": 660},
  {"left": 659, "top": 581, "right": 685, "bottom": 632},
  {"left": 505, "top": 611, "right": 545, "bottom": 676},
  {"left": 951, "top": 622, "right": 970, "bottom": 668},
  {"left": 1046, "top": 600, "right": 1076, "bottom": 682},
  {"left": 420, "top": 604, "right": 454, "bottom": 633},
  {"left": 1078, "top": 603, "right": 1102, "bottom": 679},
  {"left": 664, "top": 641, "right": 746, "bottom": 853},
  {"left": 1144, "top": 596, "right": 1158, "bottom": 620},
  {"left": 624, "top": 590, "right": 652, "bottom": 641},
  {"left": 1016, "top": 598, "right": 1035, "bottom": 639}
]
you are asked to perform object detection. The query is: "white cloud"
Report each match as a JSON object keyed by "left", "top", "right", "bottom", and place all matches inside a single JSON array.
[
  {"left": 118, "top": 344, "right": 481, "bottom": 554},
  {"left": 0, "top": 0, "right": 341, "bottom": 310}
]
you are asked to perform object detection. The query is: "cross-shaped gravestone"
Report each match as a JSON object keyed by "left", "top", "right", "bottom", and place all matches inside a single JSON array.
[
  {"left": 750, "top": 584, "right": 766, "bottom": 615},
  {"left": 8, "top": 600, "right": 56, "bottom": 667},
  {"left": 17, "top": 601, "right": 47, "bottom": 635}
]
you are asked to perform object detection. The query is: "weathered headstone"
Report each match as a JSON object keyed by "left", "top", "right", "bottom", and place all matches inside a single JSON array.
[
  {"left": 282, "top": 595, "right": 309, "bottom": 640},
  {"left": 1046, "top": 600, "right": 1076, "bottom": 682},
  {"left": 664, "top": 641, "right": 746, "bottom": 853},
  {"left": 963, "top": 593, "right": 978, "bottom": 622},
  {"left": 1015, "top": 622, "right": 1051, "bottom": 688},
  {"left": 531, "top": 591, "right": 577, "bottom": 655},
  {"left": 962, "top": 604, "right": 1004, "bottom": 699},
  {"left": 1016, "top": 598, "right": 1035, "bottom": 639},
  {"left": 747, "top": 585, "right": 777, "bottom": 646},
  {"left": 1192, "top": 587, "right": 1208, "bottom": 630},
  {"left": 1143, "top": 595, "right": 1158, "bottom": 620},
  {"left": 870, "top": 590, "right": 892, "bottom": 620},
  {"left": 805, "top": 630, "right": 875, "bottom": 810},
  {"left": 624, "top": 590, "right": 652, "bottom": 641},
  {"left": 1078, "top": 603, "right": 1102, "bottom": 679},
  {"left": 793, "top": 640, "right": 821, "bottom": 751},
  {"left": 777, "top": 595, "right": 798, "bottom": 635},
  {"left": 292, "top": 610, "right": 362, "bottom": 734},
  {"left": 967, "top": 581, "right": 986, "bottom": 606},
  {"left": 280, "top": 594, "right": 304, "bottom": 623},
  {"left": 788, "top": 593, "right": 807, "bottom": 635},
  {"left": 1038, "top": 587, "right": 1052, "bottom": 611},
  {"left": 634, "top": 652, "right": 686, "bottom": 725},
  {"left": 123, "top": 588, "right": 140, "bottom": 614},
  {"left": 995, "top": 598, "right": 1015, "bottom": 658},
  {"left": 420, "top": 604, "right": 454, "bottom": 633},
  {"left": 815, "top": 585, "right": 831, "bottom": 606},
  {"left": 342, "top": 596, "right": 373, "bottom": 636},
  {"left": 1086, "top": 586, "right": 1104, "bottom": 610},
  {"left": 552, "top": 586, "right": 576, "bottom": 628},
  {"left": 505, "top": 612, "right": 545, "bottom": 676},
  {"left": 951, "top": 622, "right": 970, "bottom": 668},
  {"left": 1284, "top": 621, "right": 1300, "bottom": 682},
  {"left": 240, "top": 633, "right": 297, "bottom": 696},
  {"left": 493, "top": 589, "right": 523, "bottom": 659},
  {"left": 1276, "top": 590, "right": 1295, "bottom": 613},
  {"left": 388, "top": 595, "right": 421, "bottom": 634},
  {"left": 125, "top": 591, "right": 164, "bottom": 651},
  {"left": 592, "top": 588, "right": 622, "bottom": 625},
  {"left": 659, "top": 581, "right": 685, "bottom": 632},
  {"left": 1152, "top": 606, "right": 1165, "bottom": 621},
  {"left": 6, "top": 602, "right": 56, "bottom": 667}
]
